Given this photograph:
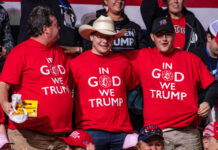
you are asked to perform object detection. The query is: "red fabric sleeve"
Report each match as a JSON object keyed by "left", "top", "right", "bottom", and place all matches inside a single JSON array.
[
  {"left": 0, "top": 47, "right": 25, "bottom": 84},
  {"left": 0, "top": 107, "right": 5, "bottom": 123},
  {"left": 126, "top": 63, "right": 140, "bottom": 91}
]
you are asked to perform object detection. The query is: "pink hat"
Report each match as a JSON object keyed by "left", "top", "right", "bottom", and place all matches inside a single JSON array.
[
  {"left": 122, "top": 133, "right": 139, "bottom": 149},
  {"left": 203, "top": 121, "right": 218, "bottom": 139},
  {"left": 59, "top": 130, "right": 93, "bottom": 149},
  {"left": 0, "top": 134, "right": 13, "bottom": 148}
]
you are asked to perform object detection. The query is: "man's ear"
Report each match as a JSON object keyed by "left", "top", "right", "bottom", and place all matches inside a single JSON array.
[
  {"left": 150, "top": 33, "right": 155, "bottom": 42},
  {"left": 104, "top": 0, "right": 108, "bottom": 6},
  {"left": 90, "top": 34, "right": 94, "bottom": 42},
  {"left": 207, "top": 33, "right": 212, "bottom": 42},
  {"left": 202, "top": 137, "right": 209, "bottom": 150},
  {"left": 43, "top": 25, "right": 49, "bottom": 35}
]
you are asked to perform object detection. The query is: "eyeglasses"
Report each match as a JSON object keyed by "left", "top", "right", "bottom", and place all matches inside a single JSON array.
[{"left": 155, "top": 32, "right": 174, "bottom": 38}]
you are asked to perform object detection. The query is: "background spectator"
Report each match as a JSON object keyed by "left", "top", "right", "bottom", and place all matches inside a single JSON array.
[
  {"left": 82, "top": 0, "right": 150, "bottom": 52},
  {"left": 59, "top": 130, "right": 95, "bottom": 150},
  {"left": 190, "top": 18, "right": 218, "bottom": 127},
  {"left": 202, "top": 121, "right": 218, "bottom": 150},
  {"left": 122, "top": 133, "right": 138, "bottom": 150},
  {"left": 140, "top": 0, "right": 206, "bottom": 51},
  {"left": 0, "top": 2, "right": 14, "bottom": 73},
  {"left": 137, "top": 125, "right": 164, "bottom": 150}
]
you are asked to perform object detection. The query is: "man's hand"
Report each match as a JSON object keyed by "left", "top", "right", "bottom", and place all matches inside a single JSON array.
[
  {"left": 198, "top": 102, "right": 211, "bottom": 118},
  {"left": 60, "top": 46, "right": 83, "bottom": 54},
  {"left": 0, "top": 81, "right": 11, "bottom": 116},
  {"left": 0, "top": 47, "right": 7, "bottom": 62},
  {"left": 1, "top": 101, "right": 13, "bottom": 116},
  {"left": 86, "top": 143, "right": 95, "bottom": 150}
]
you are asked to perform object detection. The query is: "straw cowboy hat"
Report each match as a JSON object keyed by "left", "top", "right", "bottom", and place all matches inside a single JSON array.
[{"left": 79, "top": 15, "right": 126, "bottom": 41}]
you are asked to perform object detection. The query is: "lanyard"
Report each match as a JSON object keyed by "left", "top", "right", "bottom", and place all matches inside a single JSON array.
[
  {"left": 58, "top": 0, "right": 67, "bottom": 9},
  {"left": 206, "top": 47, "right": 218, "bottom": 77}
]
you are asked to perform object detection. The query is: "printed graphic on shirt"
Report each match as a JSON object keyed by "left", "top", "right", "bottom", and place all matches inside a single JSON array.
[
  {"left": 87, "top": 67, "right": 123, "bottom": 108},
  {"left": 150, "top": 62, "right": 187, "bottom": 100},
  {"left": 40, "top": 57, "right": 70, "bottom": 95},
  {"left": 113, "top": 29, "right": 136, "bottom": 49},
  {"left": 174, "top": 25, "right": 185, "bottom": 34},
  {"left": 171, "top": 17, "right": 186, "bottom": 50}
]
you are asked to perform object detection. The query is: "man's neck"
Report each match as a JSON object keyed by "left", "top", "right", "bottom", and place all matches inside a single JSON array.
[
  {"left": 159, "top": 47, "right": 175, "bottom": 56},
  {"left": 107, "top": 12, "right": 123, "bottom": 21},
  {"left": 31, "top": 36, "right": 52, "bottom": 47},
  {"left": 207, "top": 43, "right": 218, "bottom": 59},
  {"left": 169, "top": 12, "right": 183, "bottom": 19},
  {"left": 91, "top": 49, "right": 111, "bottom": 56}
]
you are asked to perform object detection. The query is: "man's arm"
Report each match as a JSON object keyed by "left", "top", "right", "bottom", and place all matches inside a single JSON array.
[
  {"left": 135, "top": 24, "right": 151, "bottom": 49},
  {"left": 60, "top": 46, "right": 83, "bottom": 56},
  {"left": 140, "top": 0, "right": 164, "bottom": 33},
  {"left": 0, "top": 81, "right": 12, "bottom": 116},
  {"left": 198, "top": 80, "right": 218, "bottom": 117}
]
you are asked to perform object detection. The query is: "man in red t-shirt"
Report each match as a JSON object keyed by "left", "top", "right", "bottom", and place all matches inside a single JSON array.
[
  {"left": 123, "top": 17, "right": 218, "bottom": 150},
  {"left": 70, "top": 15, "right": 139, "bottom": 150},
  {"left": 0, "top": 6, "right": 73, "bottom": 150}
]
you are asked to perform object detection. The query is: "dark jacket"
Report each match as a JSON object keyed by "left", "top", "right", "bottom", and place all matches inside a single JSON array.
[
  {"left": 140, "top": 0, "right": 206, "bottom": 51},
  {"left": 190, "top": 43, "right": 218, "bottom": 107},
  {"left": 0, "top": 5, "right": 14, "bottom": 72},
  {"left": 82, "top": 9, "right": 150, "bottom": 52},
  {"left": 0, "top": 5, "right": 13, "bottom": 53}
]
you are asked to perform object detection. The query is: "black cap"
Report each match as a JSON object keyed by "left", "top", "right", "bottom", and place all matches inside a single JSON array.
[{"left": 151, "top": 17, "right": 174, "bottom": 33}]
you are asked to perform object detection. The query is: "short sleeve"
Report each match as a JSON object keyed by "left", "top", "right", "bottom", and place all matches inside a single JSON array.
[
  {"left": 126, "top": 62, "right": 140, "bottom": 91},
  {"left": 0, "top": 47, "right": 25, "bottom": 85},
  {"left": 0, "top": 107, "right": 5, "bottom": 123},
  {"left": 194, "top": 56, "right": 215, "bottom": 89}
]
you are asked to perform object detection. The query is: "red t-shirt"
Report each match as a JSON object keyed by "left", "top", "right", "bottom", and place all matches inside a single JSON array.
[
  {"left": 124, "top": 48, "right": 215, "bottom": 129},
  {"left": 0, "top": 107, "right": 4, "bottom": 123},
  {"left": 70, "top": 51, "right": 139, "bottom": 133},
  {"left": 171, "top": 15, "right": 186, "bottom": 50},
  {"left": 0, "top": 39, "right": 73, "bottom": 133}
]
